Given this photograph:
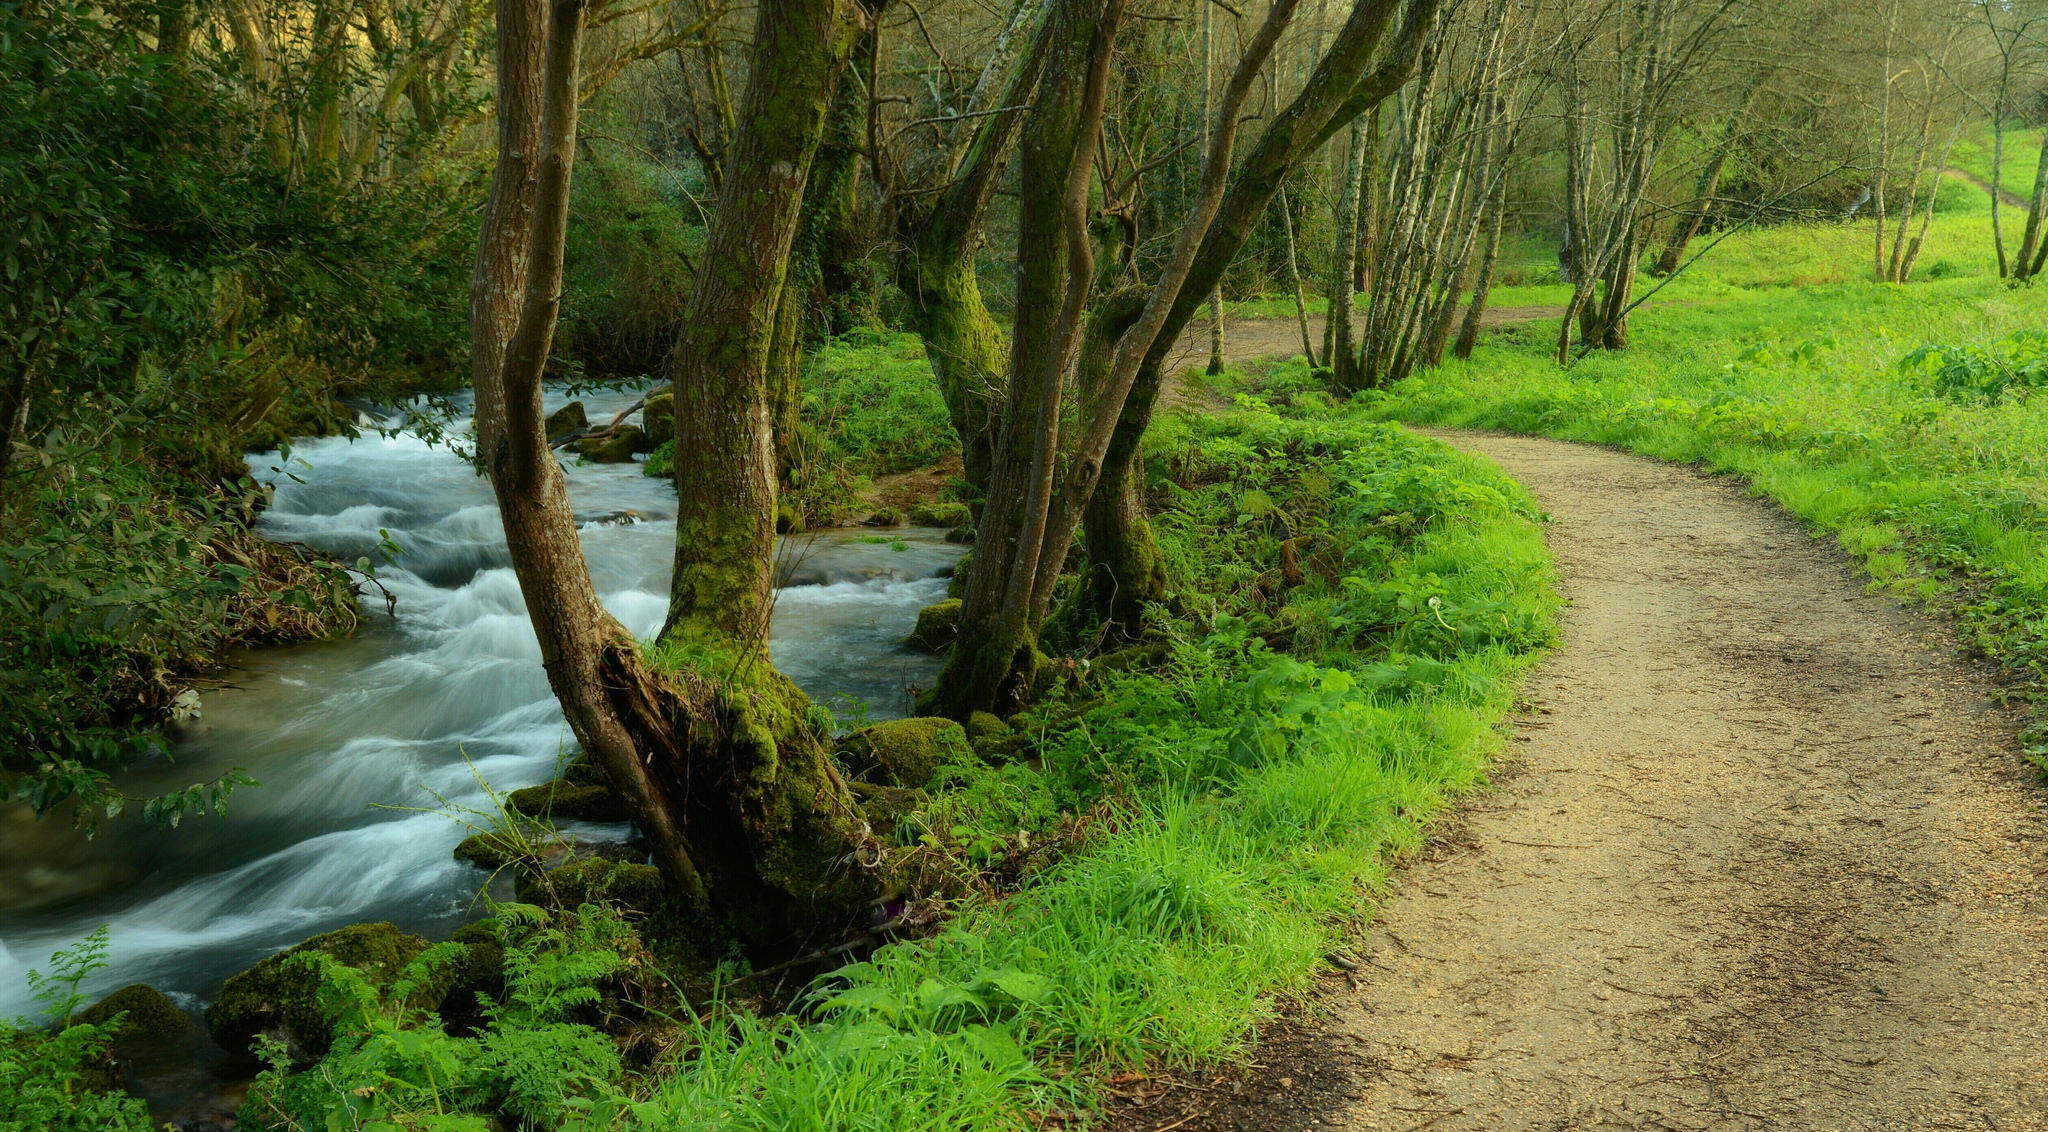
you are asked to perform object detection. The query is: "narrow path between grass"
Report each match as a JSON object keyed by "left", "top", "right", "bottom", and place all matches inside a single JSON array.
[{"left": 1316, "top": 431, "right": 2048, "bottom": 1130}]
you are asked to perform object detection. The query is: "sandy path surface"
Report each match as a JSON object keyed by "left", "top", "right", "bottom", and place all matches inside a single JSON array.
[{"left": 1317, "top": 432, "right": 2048, "bottom": 1131}]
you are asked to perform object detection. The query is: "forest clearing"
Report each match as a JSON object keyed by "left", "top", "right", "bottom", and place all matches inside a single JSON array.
[{"left": 5, "top": 0, "right": 2048, "bottom": 1128}]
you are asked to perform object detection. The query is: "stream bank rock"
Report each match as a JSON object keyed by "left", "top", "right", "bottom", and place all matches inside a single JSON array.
[
  {"left": 545, "top": 400, "right": 587, "bottom": 443},
  {"left": 505, "top": 778, "right": 633, "bottom": 822},
  {"left": 574, "top": 424, "right": 648, "bottom": 463},
  {"left": 80, "top": 983, "right": 191, "bottom": 1043},
  {"left": 642, "top": 391, "right": 674, "bottom": 445},
  {"left": 205, "top": 923, "right": 440, "bottom": 1061},
  {"left": 907, "top": 600, "right": 961, "bottom": 651},
  {"left": 837, "top": 718, "right": 972, "bottom": 787}
]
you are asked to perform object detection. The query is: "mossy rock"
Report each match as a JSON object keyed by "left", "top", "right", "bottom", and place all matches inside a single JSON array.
[
  {"left": 777, "top": 501, "right": 806, "bottom": 534},
  {"left": 865, "top": 507, "right": 904, "bottom": 527},
  {"left": 837, "top": 717, "right": 972, "bottom": 788},
  {"left": 454, "top": 832, "right": 520, "bottom": 871},
  {"left": 575, "top": 424, "right": 646, "bottom": 463},
  {"left": 944, "top": 525, "right": 976, "bottom": 545},
  {"left": 545, "top": 400, "right": 587, "bottom": 442},
  {"left": 847, "top": 781, "right": 927, "bottom": 838},
  {"left": 642, "top": 391, "right": 674, "bottom": 446},
  {"left": 439, "top": 922, "right": 507, "bottom": 1024},
  {"left": 907, "top": 599, "right": 961, "bottom": 652},
  {"left": 966, "top": 711, "right": 1011, "bottom": 745},
  {"left": 563, "top": 756, "right": 609, "bottom": 788},
  {"left": 948, "top": 552, "right": 971, "bottom": 599},
  {"left": 518, "top": 856, "right": 666, "bottom": 915},
  {"left": 908, "top": 500, "right": 973, "bottom": 528},
  {"left": 205, "top": 923, "right": 439, "bottom": 1059},
  {"left": 506, "top": 780, "right": 632, "bottom": 823},
  {"left": 79, "top": 984, "right": 189, "bottom": 1043}
]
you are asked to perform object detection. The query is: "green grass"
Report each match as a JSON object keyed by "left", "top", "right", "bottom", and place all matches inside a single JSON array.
[
  {"left": 1952, "top": 118, "right": 2044, "bottom": 204},
  {"left": 1363, "top": 248, "right": 2048, "bottom": 769}
]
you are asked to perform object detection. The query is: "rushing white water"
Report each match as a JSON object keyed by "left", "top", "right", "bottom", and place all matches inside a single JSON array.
[{"left": 0, "top": 386, "right": 962, "bottom": 1019}]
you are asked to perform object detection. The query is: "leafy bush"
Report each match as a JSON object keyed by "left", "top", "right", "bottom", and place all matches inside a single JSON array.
[
  {"left": 0, "top": 929, "right": 154, "bottom": 1132},
  {"left": 1901, "top": 329, "right": 2048, "bottom": 404}
]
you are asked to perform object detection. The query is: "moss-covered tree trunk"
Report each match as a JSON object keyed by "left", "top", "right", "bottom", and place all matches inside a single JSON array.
[
  {"left": 929, "top": 0, "right": 1110, "bottom": 718},
  {"left": 769, "top": 34, "right": 879, "bottom": 483},
  {"left": 892, "top": 0, "right": 1053, "bottom": 496}
]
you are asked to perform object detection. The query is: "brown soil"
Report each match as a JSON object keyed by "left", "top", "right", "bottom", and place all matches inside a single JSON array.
[
  {"left": 1117, "top": 430, "right": 2048, "bottom": 1131},
  {"left": 1165, "top": 305, "right": 1568, "bottom": 376}
]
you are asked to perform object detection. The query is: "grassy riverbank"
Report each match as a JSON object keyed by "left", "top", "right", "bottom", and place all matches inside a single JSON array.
[{"left": 5, "top": 372, "right": 1557, "bottom": 1130}]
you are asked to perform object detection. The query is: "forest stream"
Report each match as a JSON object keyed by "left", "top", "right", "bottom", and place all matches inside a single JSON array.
[{"left": 0, "top": 384, "right": 964, "bottom": 1021}]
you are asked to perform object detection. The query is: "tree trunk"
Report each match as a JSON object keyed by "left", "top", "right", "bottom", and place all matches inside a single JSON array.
[
  {"left": 1454, "top": 173, "right": 1507, "bottom": 359},
  {"left": 892, "top": 0, "right": 1051, "bottom": 494},
  {"left": 1079, "top": 0, "right": 1436, "bottom": 651},
  {"left": 931, "top": 0, "right": 1117, "bottom": 719},
  {"left": 1278, "top": 188, "right": 1318, "bottom": 362},
  {"left": 1329, "top": 112, "right": 1369, "bottom": 385},
  {"left": 943, "top": 0, "right": 1437, "bottom": 712},
  {"left": 2012, "top": 126, "right": 2048, "bottom": 281},
  {"left": 1653, "top": 82, "right": 1754, "bottom": 277}
]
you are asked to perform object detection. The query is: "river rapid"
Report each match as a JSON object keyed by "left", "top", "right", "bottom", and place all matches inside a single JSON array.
[{"left": 0, "top": 385, "right": 963, "bottom": 1019}]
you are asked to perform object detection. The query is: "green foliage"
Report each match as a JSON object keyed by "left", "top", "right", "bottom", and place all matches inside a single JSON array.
[
  {"left": 0, "top": 930, "right": 154, "bottom": 1132},
  {"left": 784, "top": 330, "right": 961, "bottom": 523},
  {"left": 559, "top": 151, "right": 703, "bottom": 379},
  {"left": 1901, "top": 329, "right": 2048, "bottom": 404},
  {"left": 1, "top": 1, "right": 472, "bottom": 825},
  {"left": 239, "top": 905, "right": 636, "bottom": 1131}
]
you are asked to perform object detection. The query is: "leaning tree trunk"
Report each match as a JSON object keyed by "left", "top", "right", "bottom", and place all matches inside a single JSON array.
[
  {"left": 893, "top": 0, "right": 1051, "bottom": 495},
  {"left": 1077, "top": 0, "right": 1437, "bottom": 647}
]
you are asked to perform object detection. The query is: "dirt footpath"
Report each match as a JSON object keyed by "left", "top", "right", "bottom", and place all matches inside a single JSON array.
[{"left": 1307, "top": 432, "right": 2048, "bottom": 1131}]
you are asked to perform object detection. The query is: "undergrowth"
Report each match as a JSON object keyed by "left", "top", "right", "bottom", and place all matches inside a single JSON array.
[{"left": 204, "top": 393, "right": 1555, "bottom": 1130}]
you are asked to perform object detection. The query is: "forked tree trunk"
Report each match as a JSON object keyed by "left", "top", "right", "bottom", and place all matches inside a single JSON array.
[
  {"left": 473, "top": 0, "right": 892, "bottom": 949},
  {"left": 946, "top": 0, "right": 1437, "bottom": 702},
  {"left": 894, "top": 0, "right": 1051, "bottom": 494},
  {"left": 1070, "top": 0, "right": 1436, "bottom": 654}
]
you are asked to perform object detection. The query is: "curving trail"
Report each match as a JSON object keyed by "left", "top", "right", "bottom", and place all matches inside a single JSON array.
[{"left": 1315, "top": 432, "right": 2048, "bottom": 1131}]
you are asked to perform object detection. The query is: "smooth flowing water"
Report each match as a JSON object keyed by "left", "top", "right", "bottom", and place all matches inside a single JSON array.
[{"left": 0, "top": 386, "right": 962, "bottom": 1019}]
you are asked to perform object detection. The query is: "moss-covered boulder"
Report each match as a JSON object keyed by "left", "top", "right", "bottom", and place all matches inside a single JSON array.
[
  {"left": 575, "top": 424, "right": 647, "bottom": 463},
  {"left": 909, "top": 500, "right": 973, "bottom": 528},
  {"left": 837, "top": 717, "right": 972, "bottom": 788},
  {"left": 519, "top": 856, "right": 666, "bottom": 914},
  {"left": 545, "top": 400, "right": 587, "bottom": 443},
  {"left": 777, "top": 500, "right": 806, "bottom": 534},
  {"left": 948, "top": 552, "right": 971, "bottom": 599},
  {"left": 907, "top": 599, "right": 961, "bottom": 652},
  {"left": 506, "top": 779, "right": 633, "bottom": 823},
  {"left": 865, "top": 507, "right": 904, "bottom": 527},
  {"left": 642, "top": 391, "right": 674, "bottom": 446},
  {"left": 453, "top": 832, "right": 521, "bottom": 871},
  {"left": 205, "top": 923, "right": 439, "bottom": 1059},
  {"left": 847, "top": 781, "right": 927, "bottom": 838},
  {"left": 79, "top": 984, "right": 189, "bottom": 1043},
  {"left": 966, "top": 711, "right": 1010, "bottom": 745}
]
